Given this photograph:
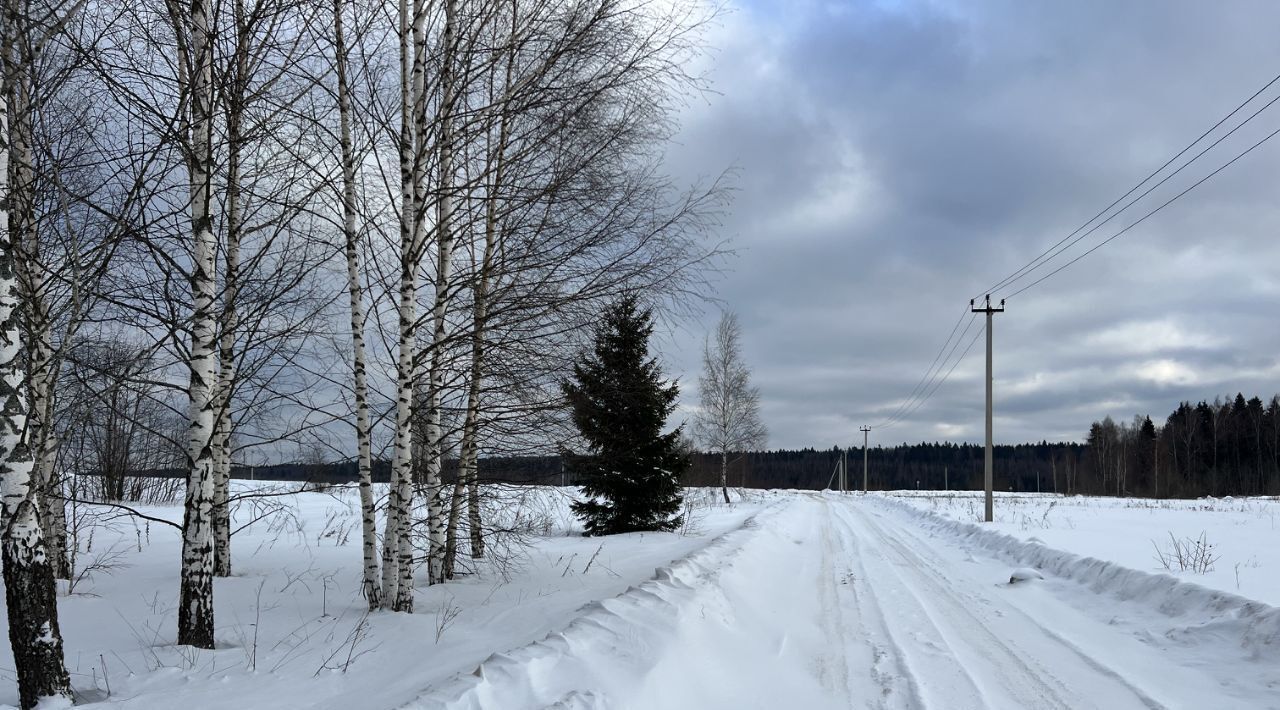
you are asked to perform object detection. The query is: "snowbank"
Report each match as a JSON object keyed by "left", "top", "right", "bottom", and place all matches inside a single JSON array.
[
  {"left": 405, "top": 504, "right": 780, "bottom": 709},
  {"left": 871, "top": 496, "right": 1280, "bottom": 660}
]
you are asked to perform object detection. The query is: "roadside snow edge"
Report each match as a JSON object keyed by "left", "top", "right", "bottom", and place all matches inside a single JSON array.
[{"left": 873, "top": 495, "right": 1280, "bottom": 659}]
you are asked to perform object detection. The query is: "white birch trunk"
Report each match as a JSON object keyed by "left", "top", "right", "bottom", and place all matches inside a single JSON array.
[
  {"left": 3, "top": 30, "right": 69, "bottom": 583},
  {"left": 720, "top": 450, "right": 728, "bottom": 504},
  {"left": 333, "top": 0, "right": 380, "bottom": 610},
  {"left": 467, "top": 471, "right": 482, "bottom": 559},
  {"left": 423, "top": 0, "right": 457, "bottom": 587},
  {"left": 212, "top": 71, "right": 243, "bottom": 579},
  {"left": 381, "top": 0, "right": 423, "bottom": 612},
  {"left": 212, "top": 231, "right": 236, "bottom": 578},
  {"left": 178, "top": 0, "right": 219, "bottom": 648},
  {"left": 17, "top": 174, "right": 67, "bottom": 581},
  {"left": 0, "top": 21, "right": 73, "bottom": 705},
  {"left": 447, "top": 275, "right": 488, "bottom": 573},
  {"left": 34, "top": 409, "right": 64, "bottom": 580}
]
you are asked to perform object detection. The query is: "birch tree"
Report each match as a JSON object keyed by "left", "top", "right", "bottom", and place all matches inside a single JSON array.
[
  {"left": 331, "top": 0, "right": 380, "bottom": 609},
  {"left": 0, "top": 0, "right": 73, "bottom": 703},
  {"left": 6, "top": 2, "right": 114, "bottom": 585},
  {"left": 694, "top": 311, "right": 766, "bottom": 504},
  {"left": 443, "top": 0, "right": 515, "bottom": 577},
  {"left": 420, "top": 0, "right": 459, "bottom": 586},
  {"left": 432, "top": 0, "right": 728, "bottom": 573},
  {"left": 5, "top": 9, "right": 64, "bottom": 580},
  {"left": 208, "top": 0, "right": 320, "bottom": 579},
  {"left": 380, "top": 0, "right": 431, "bottom": 613},
  {"left": 172, "top": 0, "right": 220, "bottom": 648}
]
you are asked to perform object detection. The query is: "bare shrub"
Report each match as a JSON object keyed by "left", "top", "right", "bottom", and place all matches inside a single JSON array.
[{"left": 1152, "top": 531, "right": 1220, "bottom": 574}]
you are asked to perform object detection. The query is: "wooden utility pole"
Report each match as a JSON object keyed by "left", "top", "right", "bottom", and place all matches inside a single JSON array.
[
  {"left": 971, "top": 294, "right": 1004, "bottom": 523},
  {"left": 860, "top": 425, "right": 871, "bottom": 493},
  {"left": 840, "top": 448, "right": 847, "bottom": 492}
]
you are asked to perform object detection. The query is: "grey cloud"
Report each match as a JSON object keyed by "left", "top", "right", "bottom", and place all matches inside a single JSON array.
[{"left": 660, "top": 0, "right": 1280, "bottom": 450}]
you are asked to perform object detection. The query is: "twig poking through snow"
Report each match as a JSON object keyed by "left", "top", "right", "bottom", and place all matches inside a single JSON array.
[{"left": 581, "top": 544, "right": 603, "bottom": 575}]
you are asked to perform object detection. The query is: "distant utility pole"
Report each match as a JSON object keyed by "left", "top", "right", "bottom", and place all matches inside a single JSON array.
[
  {"left": 841, "top": 448, "right": 848, "bottom": 492},
  {"left": 971, "top": 294, "right": 1004, "bottom": 523},
  {"left": 859, "top": 425, "right": 871, "bottom": 493}
]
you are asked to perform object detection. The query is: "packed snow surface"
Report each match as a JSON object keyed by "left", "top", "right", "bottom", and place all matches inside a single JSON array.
[{"left": 2, "top": 485, "right": 1278, "bottom": 708}]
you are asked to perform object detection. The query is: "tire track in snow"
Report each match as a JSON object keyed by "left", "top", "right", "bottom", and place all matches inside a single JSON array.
[
  {"left": 861, "top": 502, "right": 1171, "bottom": 710},
  {"left": 833, "top": 498, "right": 996, "bottom": 708},
  {"left": 849, "top": 504, "right": 1077, "bottom": 708},
  {"left": 840, "top": 499, "right": 1161, "bottom": 710},
  {"left": 822, "top": 496, "right": 925, "bottom": 710},
  {"left": 814, "top": 497, "right": 853, "bottom": 700}
]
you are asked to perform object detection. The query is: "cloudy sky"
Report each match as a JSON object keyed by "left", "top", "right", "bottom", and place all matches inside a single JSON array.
[{"left": 660, "top": 0, "right": 1280, "bottom": 450}]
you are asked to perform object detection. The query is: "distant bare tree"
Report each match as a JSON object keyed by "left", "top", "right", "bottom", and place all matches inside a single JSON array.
[
  {"left": 694, "top": 312, "right": 766, "bottom": 504},
  {"left": 62, "top": 339, "right": 165, "bottom": 501}
]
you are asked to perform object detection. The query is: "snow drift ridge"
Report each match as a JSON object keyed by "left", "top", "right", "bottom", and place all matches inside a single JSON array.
[
  {"left": 872, "top": 495, "right": 1280, "bottom": 659},
  {"left": 402, "top": 504, "right": 779, "bottom": 710}
]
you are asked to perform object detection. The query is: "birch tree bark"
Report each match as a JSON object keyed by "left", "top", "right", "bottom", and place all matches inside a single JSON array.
[
  {"left": 422, "top": 0, "right": 458, "bottom": 587},
  {"left": 175, "top": 0, "right": 220, "bottom": 649},
  {"left": 333, "top": 0, "right": 380, "bottom": 610},
  {"left": 4, "top": 26, "right": 70, "bottom": 581},
  {"left": 210, "top": 0, "right": 253, "bottom": 580},
  {"left": 381, "top": 0, "right": 426, "bottom": 613},
  {"left": 444, "top": 6, "right": 517, "bottom": 575},
  {"left": 0, "top": 6, "right": 73, "bottom": 702}
]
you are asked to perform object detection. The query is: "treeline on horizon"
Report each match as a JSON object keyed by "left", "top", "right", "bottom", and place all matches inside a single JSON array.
[
  {"left": 1084, "top": 393, "right": 1280, "bottom": 499},
  {"left": 127, "top": 392, "right": 1280, "bottom": 499},
  {"left": 183, "top": 444, "right": 1082, "bottom": 494}
]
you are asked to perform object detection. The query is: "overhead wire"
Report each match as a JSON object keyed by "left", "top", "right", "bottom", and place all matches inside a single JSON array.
[
  {"left": 864, "top": 70, "right": 1280, "bottom": 435},
  {"left": 876, "top": 312, "right": 980, "bottom": 429},
  {"left": 1006, "top": 121, "right": 1280, "bottom": 299},
  {"left": 992, "top": 90, "right": 1280, "bottom": 299},
  {"left": 889, "top": 321, "right": 986, "bottom": 429},
  {"left": 978, "top": 70, "right": 1280, "bottom": 301},
  {"left": 871, "top": 304, "right": 971, "bottom": 428}
]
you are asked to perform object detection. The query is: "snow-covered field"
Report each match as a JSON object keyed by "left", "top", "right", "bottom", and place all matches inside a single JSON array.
[
  {"left": 888, "top": 490, "right": 1280, "bottom": 605},
  {"left": 0, "top": 484, "right": 775, "bottom": 709},
  {"left": 4, "top": 485, "right": 1280, "bottom": 709}
]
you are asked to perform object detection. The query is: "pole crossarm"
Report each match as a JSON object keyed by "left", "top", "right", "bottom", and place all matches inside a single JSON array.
[{"left": 969, "top": 294, "right": 1005, "bottom": 315}]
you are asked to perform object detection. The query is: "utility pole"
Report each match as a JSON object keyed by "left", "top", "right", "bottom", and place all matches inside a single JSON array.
[
  {"left": 859, "top": 425, "right": 871, "bottom": 493},
  {"left": 944, "top": 466, "right": 948, "bottom": 491},
  {"left": 971, "top": 294, "right": 1004, "bottom": 523},
  {"left": 841, "top": 448, "right": 848, "bottom": 492}
]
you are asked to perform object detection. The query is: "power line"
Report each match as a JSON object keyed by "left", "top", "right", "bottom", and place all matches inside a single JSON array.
[
  {"left": 1006, "top": 120, "right": 1280, "bottom": 299},
  {"left": 878, "top": 314, "right": 982, "bottom": 429},
  {"left": 872, "top": 305, "right": 971, "bottom": 428},
  {"left": 978, "top": 71, "right": 1280, "bottom": 300},
  {"left": 875, "top": 312, "right": 976, "bottom": 428},
  {"left": 869, "top": 71, "right": 1280, "bottom": 438},
  {"left": 886, "top": 321, "right": 985, "bottom": 429},
  {"left": 993, "top": 89, "right": 1280, "bottom": 299}
]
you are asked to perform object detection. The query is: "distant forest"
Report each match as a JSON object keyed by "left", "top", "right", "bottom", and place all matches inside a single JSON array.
[
  {"left": 222, "top": 443, "right": 1085, "bottom": 495},
  {"left": 1081, "top": 393, "right": 1280, "bottom": 498},
  {"left": 203, "top": 392, "right": 1280, "bottom": 499}
]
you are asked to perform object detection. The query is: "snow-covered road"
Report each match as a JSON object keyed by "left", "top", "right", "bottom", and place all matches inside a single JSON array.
[
  {"left": 833, "top": 498, "right": 1159, "bottom": 709},
  {"left": 422, "top": 494, "right": 1278, "bottom": 709}
]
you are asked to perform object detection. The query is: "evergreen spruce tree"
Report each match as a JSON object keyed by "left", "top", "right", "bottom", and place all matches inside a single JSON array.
[{"left": 564, "top": 296, "right": 686, "bottom": 535}]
